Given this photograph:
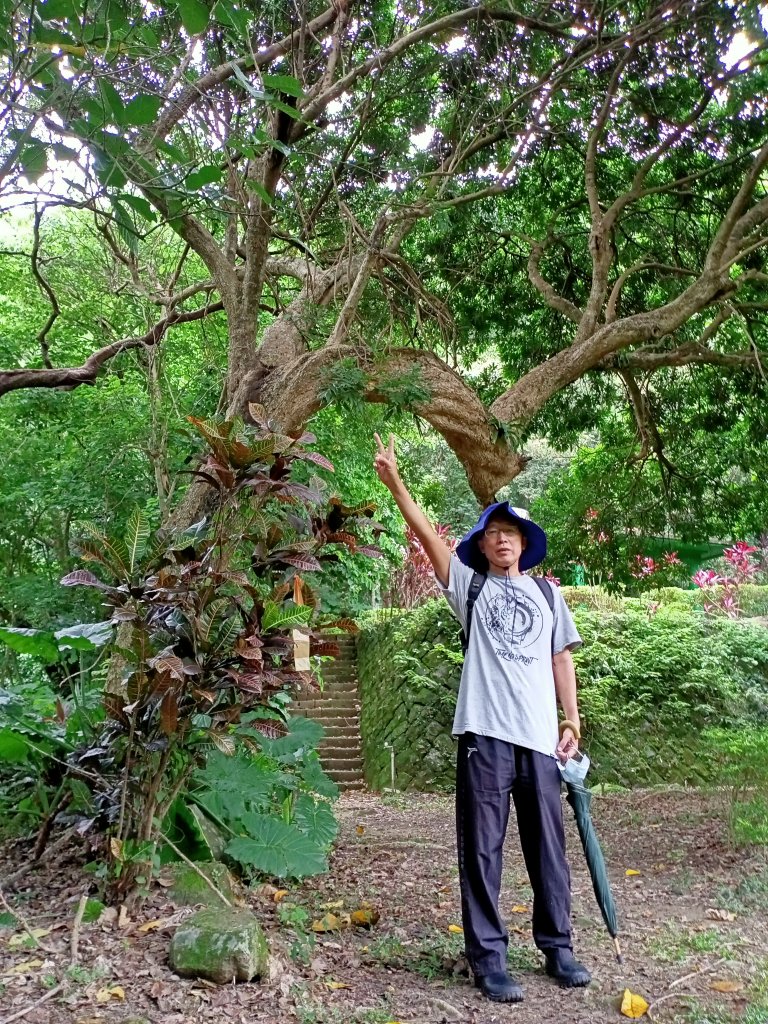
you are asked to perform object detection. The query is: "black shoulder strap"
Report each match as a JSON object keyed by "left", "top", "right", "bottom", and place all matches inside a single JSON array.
[
  {"left": 461, "top": 571, "right": 487, "bottom": 654},
  {"left": 531, "top": 576, "right": 555, "bottom": 653},
  {"left": 531, "top": 576, "right": 555, "bottom": 615}
]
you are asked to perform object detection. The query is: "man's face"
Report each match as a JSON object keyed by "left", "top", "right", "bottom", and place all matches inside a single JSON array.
[{"left": 477, "top": 514, "right": 527, "bottom": 572}]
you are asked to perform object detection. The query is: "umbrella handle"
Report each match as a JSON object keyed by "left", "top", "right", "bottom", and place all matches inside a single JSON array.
[{"left": 614, "top": 937, "right": 623, "bottom": 963}]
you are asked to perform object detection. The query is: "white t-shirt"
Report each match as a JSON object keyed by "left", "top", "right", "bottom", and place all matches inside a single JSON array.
[{"left": 440, "top": 555, "right": 582, "bottom": 756}]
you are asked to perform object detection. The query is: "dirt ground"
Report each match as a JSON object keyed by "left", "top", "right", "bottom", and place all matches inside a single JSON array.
[{"left": 1, "top": 788, "right": 767, "bottom": 1024}]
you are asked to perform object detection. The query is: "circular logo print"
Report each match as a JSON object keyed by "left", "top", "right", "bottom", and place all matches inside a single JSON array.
[{"left": 484, "top": 591, "right": 543, "bottom": 649}]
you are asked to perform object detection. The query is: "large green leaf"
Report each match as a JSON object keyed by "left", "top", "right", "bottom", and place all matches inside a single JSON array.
[
  {"left": 253, "top": 715, "right": 324, "bottom": 761},
  {"left": 226, "top": 813, "right": 328, "bottom": 878},
  {"left": 261, "top": 73, "right": 304, "bottom": 98},
  {"left": 186, "top": 165, "right": 223, "bottom": 190},
  {"left": 298, "top": 752, "right": 340, "bottom": 800},
  {"left": 293, "top": 793, "right": 338, "bottom": 849},
  {"left": 54, "top": 621, "right": 113, "bottom": 650},
  {"left": 125, "top": 506, "right": 150, "bottom": 572},
  {"left": 177, "top": 0, "right": 210, "bottom": 35},
  {"left": 119, "top": 94, "right": 163, "bottom": 126},
  {"left": 261, "top": 601, "right": 312, "bottom": 632},
  {"left": 0, "top": 729, "right": 30, "bottom": 763},
  {"left": 0, "top": 626, "right": 59, "bottom": 662}
]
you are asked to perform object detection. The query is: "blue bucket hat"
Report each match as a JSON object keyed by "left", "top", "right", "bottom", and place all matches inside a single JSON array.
[{"left": 456, "top": 502, "right": 547, "bottom": 573}]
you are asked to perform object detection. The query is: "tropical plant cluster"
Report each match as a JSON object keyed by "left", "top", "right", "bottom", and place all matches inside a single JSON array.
[{"left": 0, "top": 411, "right": 380, "bottom": 893}]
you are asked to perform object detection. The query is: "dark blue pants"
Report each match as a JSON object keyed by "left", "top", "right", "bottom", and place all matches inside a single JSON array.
[{"left": 456, "top": 733, "right": 572, "bottom": 977}]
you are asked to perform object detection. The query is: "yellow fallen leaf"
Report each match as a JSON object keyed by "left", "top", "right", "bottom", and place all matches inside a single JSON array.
[
  {"left": 8, "top": 928, "right": 51, "bottom": 947},
  {"left": 324, "top": 980, "right": 351, "bottom": 990},
  {"left": 511, "top": 904, "right": 528, "bottom": 913},
  {"left": 4, "top": 959, "right": 44, "bottom": 975},
  {"left": 621, "top": 988, "right": 649, "bottom": 1018},
  {"left": 356, "top": 825, "right": 365, "bottom": 836},
  {"left": 625, "top": 869, "right": 642, "bottom": 876},
  {"left": 319, "top": 899, "right": 344, "bottom": 910},
  {"left": 448, "top": 924, "right": 463, "bottom": 933},
  {"left": 273, "top": 890, "right": 289, "bottom": 903},
  {"left": 137, "top": 919, "right": 164, "bottom": 933},
  {"left": 351, "top": 907, "right": 380, "bottom": 928},
  {"left": 95, "top": 986, "right": 125, "bottom": 1003},
  {"left": 110, "top": 837, "right": 123, "bottom": 860},
  {"left": 312, "top": 912, "right": 350, "bottom": 933},
  {"left": 710, "top": 980, "right": 744, "bottom": 993}
]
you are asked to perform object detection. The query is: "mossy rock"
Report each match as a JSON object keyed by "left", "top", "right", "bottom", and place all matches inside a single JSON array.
[
  {"left": 169, "top": 908, "right": 268, "bottom": 984},
  {"left": 168, "top": 861, "right": 237, "bottom": 906}
]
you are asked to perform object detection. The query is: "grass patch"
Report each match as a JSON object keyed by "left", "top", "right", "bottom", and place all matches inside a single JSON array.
[
  {"left": 366, "top": 929, "right": 465, "bottom": 981},
  {"left": 648, "top": 925, "right": 735, "bottom": 964},
  {"left": 715, "top": 866, "right": 768, "bottom": 912}
]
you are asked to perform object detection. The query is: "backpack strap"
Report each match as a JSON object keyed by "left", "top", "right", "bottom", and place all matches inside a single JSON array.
[
  {"left": 461, "top": 571, "right": 487, "bottom": 654},
  {"left": 531, "top": 576, "right": 555, "bottom": 614},
  {"left": 531, "top": 576, "right": 556, "bottom": 653}
]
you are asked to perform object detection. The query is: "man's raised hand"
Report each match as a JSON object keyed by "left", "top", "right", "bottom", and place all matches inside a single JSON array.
[{"left": 373, "top": 432, "right": 400, "bottom": 490}]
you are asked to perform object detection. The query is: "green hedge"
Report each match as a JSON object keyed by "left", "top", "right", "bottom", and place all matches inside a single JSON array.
[{"left": 357, "top": 591, "right": 768, "bottom": 791}]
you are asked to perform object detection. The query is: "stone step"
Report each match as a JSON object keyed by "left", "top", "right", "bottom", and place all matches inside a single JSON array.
[
  {"left": 316, "top": 724, "right": 361, "bottom": 738},
  {"left": 325, "top": 768, "right": 366, "bottom": 785},
  {"left": 320, "top": 755, "right": 364, "bottom": 770},
  {"left": 294, "top": 699, "right": 360, "bottom": 713},
  {"left": 318, "top": 734, "right": 361, "bottom": 750},
  {"left": 336, "top": 779, "right": 366, "bottom": 792}
]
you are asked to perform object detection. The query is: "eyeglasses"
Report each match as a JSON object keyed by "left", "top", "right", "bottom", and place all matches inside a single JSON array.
[{"left": 483, "top": 526, "right": 523, "bottom": 540}]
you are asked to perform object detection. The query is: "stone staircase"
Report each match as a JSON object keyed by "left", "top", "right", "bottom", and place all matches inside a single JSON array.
[{"left": 291, "top": 635, "right": 366, "bottom": 791}]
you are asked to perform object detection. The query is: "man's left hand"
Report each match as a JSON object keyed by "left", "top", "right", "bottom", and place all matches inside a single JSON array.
[{"left": 556, "top": 728, "right": 579, "bottom": 762}]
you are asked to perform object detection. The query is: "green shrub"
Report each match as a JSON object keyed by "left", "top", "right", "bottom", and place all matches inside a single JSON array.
[{"left": 359, "top": 590, "right": 768, "bottom": 791}]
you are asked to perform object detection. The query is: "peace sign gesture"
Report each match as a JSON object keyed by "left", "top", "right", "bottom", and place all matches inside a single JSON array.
[{"left": 373, "top": 432, "right": 400, "bottom": 489}]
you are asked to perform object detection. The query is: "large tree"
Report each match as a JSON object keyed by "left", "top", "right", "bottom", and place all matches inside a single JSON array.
[{"left": 1, "top": 0, "right": 766, "bottom": 506}]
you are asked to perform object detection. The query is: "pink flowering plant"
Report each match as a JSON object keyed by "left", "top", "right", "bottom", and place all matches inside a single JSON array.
[{"left": 692, "top": 540, "right": 768, "bottom": 618}]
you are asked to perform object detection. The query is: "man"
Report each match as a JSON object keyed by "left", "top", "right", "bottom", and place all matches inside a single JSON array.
[{"left": 374, "top": 432, "right": 591, "bottom": 1003}]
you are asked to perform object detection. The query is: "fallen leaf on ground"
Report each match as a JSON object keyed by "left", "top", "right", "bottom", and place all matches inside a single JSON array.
[
  {"left": 705, "top": 908, "right": 736, "bottom": 921},
  {"left": 356, "top": 825, "right": 365, "bottom": 835},
  {"left": 621, "top": 989, "right": 649, "bottom": 1018},
  {"left": 156, "top": 875, "right": 174, "bottom": 887},
  {"left": 273, "top": 889, "right": 289, "bottom": 903},
  {"left": 8, "top": 928, "right": 51, "bottom": 947},
  {"left": 710, "top": 980, "right": 744, "bottom": 992},
  {"left": 448, "top": 924, "right": 463, "bottom": 933},
  {"left": 3, "top": 959, "right": 44, "bottom": 975},
  {"left": 252, "top": 883, "right": 279, "bottom": 899},
  {"left": 95, "top": 986, "right": 125, "bottom": 1003},
  {"left": 312, "top": 912, "right": 350, "bottom": 933},
  {"left": 319, "top": 899, "right": 344, "bottom": 910},
  {"left": 351, "top": 907, "right": 380, "bottom": 928},
  {"left": 511, "top": 904, "right": 528, "bottom": 913},
  {"left": 117, "top": 906, "right": 130, "bottom": 929},
  {"left": 324, "top": 980, "right": 351, "bottom": 990},
  {"left": 99, "top": 907, "right": 118, "bottom": 926},
  {"left": 625, "top": 869, "right": 642, "bottom": 876},
  {"left": 137, "top": 919, "right": 164, "bottom": 933}
]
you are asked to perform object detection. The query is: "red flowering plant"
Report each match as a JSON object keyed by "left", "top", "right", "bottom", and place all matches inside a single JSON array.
[
  {"left": 390, "top": 524, "right": 456, "bottom": 608},
  {"left": 693, "top": 540, "right": 768, "bottom": 618}
]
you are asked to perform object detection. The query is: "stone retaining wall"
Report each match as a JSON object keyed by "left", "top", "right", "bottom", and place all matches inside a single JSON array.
[{"left": 357, "top": 601, "right": 460, "bottom": 791}]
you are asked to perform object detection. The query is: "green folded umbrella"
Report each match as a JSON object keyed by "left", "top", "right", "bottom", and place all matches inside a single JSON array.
[{"left": 565, "top": 777, "right": 622, "bottom": 963}]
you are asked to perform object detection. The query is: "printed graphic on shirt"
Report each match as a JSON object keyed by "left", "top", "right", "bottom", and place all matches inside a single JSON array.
[{"left": 484, "top": 589, "right": 543, "bottom": 662}]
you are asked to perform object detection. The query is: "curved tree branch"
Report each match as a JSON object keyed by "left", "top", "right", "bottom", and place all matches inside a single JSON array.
[{"left": 0, "top": 302, "right": 225, "bottom": 398}]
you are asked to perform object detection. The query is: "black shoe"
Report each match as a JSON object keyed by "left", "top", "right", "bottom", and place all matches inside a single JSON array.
[
  {"left": 543, "top": 948, "right": 592, "bottom": 988},
  {"left": 474, "top": 971, "right": 524, "bottom": 1002}
]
